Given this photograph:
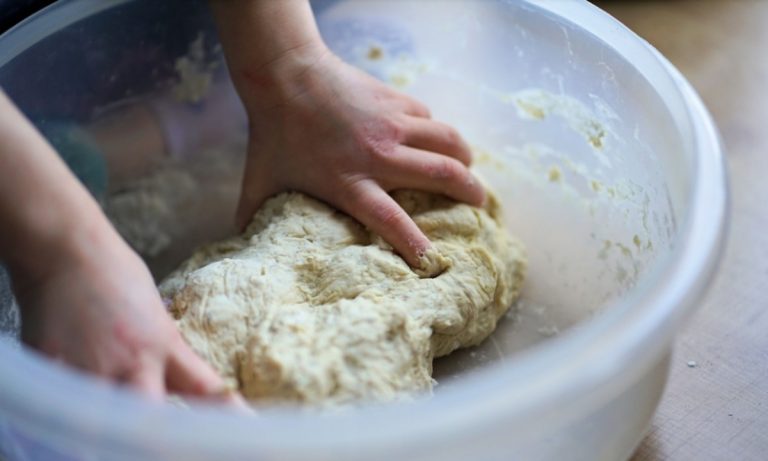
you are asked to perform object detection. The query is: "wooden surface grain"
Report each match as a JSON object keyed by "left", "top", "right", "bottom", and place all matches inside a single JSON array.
[{"left": 593, "top": 1, "right": 768, "bottom": 459}]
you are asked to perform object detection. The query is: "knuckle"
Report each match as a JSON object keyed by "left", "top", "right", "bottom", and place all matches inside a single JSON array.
[
  {"left": 372, "top": 201, "right": 406, "bottom": 228},
  {"left": 356, "top": 121, "right": 400, "bottom": 161},
  {"left": 443, "top": 126, "right": 462, "bottom": 146},
  {"left": 368, "top": 144, "right": 393, "bottom": 162},
  {"left": 408, "top": 97, "right": 430, "bottom": 117},
  {"left": 340, "top": 175, "right": 368, "bottom": 197},
  {"left": 385, "top": 117, "right": 405, "bottom": 141},
  {"left": 429, "top": 158, "right": 464, "bottom": 181},
  {"left": 338, "top": 178, "right": 372, "bottom": 213}
]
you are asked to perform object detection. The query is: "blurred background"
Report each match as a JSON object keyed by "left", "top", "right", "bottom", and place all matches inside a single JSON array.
[{"left": 595, "top": 1, "right": 768, "bottom": 459}]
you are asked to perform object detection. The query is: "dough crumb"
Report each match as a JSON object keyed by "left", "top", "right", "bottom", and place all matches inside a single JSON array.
[
  {"left": 415, "top": 247, "right": 450, "bottom": 278},
  {"left": 367, "top": 45, "right": 384, "bottom": 60}
]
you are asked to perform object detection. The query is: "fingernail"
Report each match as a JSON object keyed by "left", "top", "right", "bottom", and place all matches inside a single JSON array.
[{"left": 413, "top": 239, "right": 431, "bottom": 258}]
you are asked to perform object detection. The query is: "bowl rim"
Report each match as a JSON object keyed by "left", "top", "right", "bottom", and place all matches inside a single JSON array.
[{"left": 0, "top": 0, "right": 728, "bottom": 456}]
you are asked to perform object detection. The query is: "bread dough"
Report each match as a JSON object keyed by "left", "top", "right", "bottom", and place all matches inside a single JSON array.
[{"left": 160, "top": 190, "right": 526, "bottom": 405}]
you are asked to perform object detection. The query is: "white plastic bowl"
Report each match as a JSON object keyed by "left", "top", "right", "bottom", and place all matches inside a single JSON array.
[{"left": 0, "top": 1, "right": 727, "bottom": 460}]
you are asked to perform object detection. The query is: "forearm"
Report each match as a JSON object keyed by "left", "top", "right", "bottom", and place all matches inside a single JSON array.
[
  {"left": 0, "top": 91, "right": 111, "bottom": 278},
  {"left": 209, "top": 0, "right": 328, "bottom": 112}
]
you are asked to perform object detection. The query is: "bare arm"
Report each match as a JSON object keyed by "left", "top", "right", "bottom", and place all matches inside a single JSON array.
[
  {"left": 209, "top": 0, "right": 325, "bottom": 112},
  {"left": 0, "top": 91, "right": 233, "bottom": 401},
  {"left": 0, "top": 90, "right": 103, "bottom": 278}
]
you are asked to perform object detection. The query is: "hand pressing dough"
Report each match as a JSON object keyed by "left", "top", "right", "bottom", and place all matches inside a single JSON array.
[{"left": 160, "top": 190, "right": 526, "bottom": 405}]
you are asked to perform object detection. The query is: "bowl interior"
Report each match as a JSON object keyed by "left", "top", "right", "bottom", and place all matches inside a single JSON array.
[{"left": 0, "top": 0, "right": 689, "bottom": 389}]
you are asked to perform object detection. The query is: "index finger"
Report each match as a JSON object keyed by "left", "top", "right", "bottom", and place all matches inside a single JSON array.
[{"left": 342, "top": 179, "right": 431, "bottom": 269}]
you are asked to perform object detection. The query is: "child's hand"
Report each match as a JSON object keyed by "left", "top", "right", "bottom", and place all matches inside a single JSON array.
[
  {"left": 0, "top": 90, "right": 240, "bottom": 402},
  {"left": 211, "top": 0, "right": 484, "bottom": 267},
  {"left": 13, "top": 222, "right": 230, "bottom": 401},
  {"left": 233, "top": 48, "right": 485, "bottom": 267}
]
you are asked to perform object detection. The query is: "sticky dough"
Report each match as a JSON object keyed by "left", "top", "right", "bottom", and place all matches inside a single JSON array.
[{"left": 160, "top": 190, "right": 526, "bottom": 405}]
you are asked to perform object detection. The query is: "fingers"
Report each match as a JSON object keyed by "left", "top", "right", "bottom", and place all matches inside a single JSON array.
[
  {"left": 235, "top": 153, "right": 279, "bottom": 230},
  {"left": 378, "top": 146, "right": 486, "bottom": 206},
  {"left": 343, "top": 180, "right": 431, "bottom": 268},
  {"left": 165, "top": 336, "right": 227, "bottom": 397},
  {"left": 126, "top": 355, "right": 166, "bottom": 401},
  {"left": 400, "top": 116, "right": 472, "bottom": 166},
  {"left": 166, "top": 339, "right": 250, "bottom": 410}
]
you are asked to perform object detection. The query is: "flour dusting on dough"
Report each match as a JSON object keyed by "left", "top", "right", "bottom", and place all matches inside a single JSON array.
[{"left": 160, "top": 190, "right": 526, "bottom": 405}]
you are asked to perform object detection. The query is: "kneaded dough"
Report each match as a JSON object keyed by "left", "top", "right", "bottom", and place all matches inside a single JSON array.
[{"left": 160, "top": 190, "right": 526, "bottom": 405}]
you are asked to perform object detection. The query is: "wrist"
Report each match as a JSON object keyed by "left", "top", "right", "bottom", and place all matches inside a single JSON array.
[
  {"left": 210, "top": 0, "right": 331, "bottom": 116},
  {"left": 231, "top": 41, "right": 332, "bottom": 115}
]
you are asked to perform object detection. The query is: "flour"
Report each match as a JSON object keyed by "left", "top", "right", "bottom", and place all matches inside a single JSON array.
[{"left": 172, "top": 33, "right": 218, "bottom": 104}]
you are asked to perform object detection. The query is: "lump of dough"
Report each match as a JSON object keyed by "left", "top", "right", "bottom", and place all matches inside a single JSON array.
[{"left": 160, "top": 190, "right": 526, "bottom": 405}]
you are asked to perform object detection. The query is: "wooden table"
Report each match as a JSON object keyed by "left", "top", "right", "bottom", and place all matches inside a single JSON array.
[{"left": 593, "top": 1, "right": 768, "bottom": 459}]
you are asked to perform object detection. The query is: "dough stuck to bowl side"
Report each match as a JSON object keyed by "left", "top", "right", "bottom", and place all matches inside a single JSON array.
[{"left": 159, "top": 189, "right": 526, "bottom": 406}]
